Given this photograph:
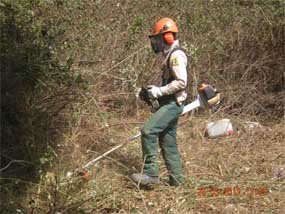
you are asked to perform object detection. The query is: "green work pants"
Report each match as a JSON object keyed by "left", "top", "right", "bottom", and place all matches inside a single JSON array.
[{"left": 141, "top": 101, "right": 184, "bottom": 185}]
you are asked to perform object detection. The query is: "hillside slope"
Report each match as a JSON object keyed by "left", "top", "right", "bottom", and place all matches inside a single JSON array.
[{"left": 1, "top": 0, "right": 284, "bottom": 213}]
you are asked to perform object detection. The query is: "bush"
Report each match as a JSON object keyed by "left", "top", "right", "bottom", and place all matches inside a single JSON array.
[{"left": 1, "top": 1, "right": 84, "bottom": 212}]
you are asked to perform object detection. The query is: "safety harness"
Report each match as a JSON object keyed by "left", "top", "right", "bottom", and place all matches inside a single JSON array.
[{"left": 158, "top": 47, "right": 188, "bottom": 106}]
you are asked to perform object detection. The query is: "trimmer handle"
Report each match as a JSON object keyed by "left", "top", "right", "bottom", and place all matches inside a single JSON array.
[
  {"left": 139, "top": 87, "right": 160, "bottom": 112},
  {"left": 139, "top": 87, "right": 152, "bottom": 106}
]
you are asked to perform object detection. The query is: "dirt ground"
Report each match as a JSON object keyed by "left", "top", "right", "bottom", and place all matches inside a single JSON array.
[{"left": 69, "top": 113, "right": 284, "bottom": 214}]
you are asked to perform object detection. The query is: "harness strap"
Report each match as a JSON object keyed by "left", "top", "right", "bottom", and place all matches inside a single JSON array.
[
  {"left": 159, "top": 47, "right": 188, "bottom": 106},
  {"left": 166, "top": 47, "right": 186, "bottom": 70}
]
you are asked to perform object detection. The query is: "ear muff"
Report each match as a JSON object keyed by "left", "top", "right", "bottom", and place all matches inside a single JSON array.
[{"left": 163, "top": 32, "right": 174, "bottom": 45}]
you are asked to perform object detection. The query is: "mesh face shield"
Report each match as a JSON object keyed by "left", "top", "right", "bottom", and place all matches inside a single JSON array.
[{"left": 149, "top": 34, "right": 165, "bottom": 54}]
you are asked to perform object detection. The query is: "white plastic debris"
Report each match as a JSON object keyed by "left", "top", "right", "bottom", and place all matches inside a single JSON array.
[
  {"left": 66, "top": 171, "right": 73, "bottom": 178},
  {"left": 273, "top": 165, "right": 285, "bottom": 179},
  {"left": 244, "top": 121, "right": 262, "bottom": 130},
  {"left": 206, "top": 118, "right": 233, "bottom": 138}
]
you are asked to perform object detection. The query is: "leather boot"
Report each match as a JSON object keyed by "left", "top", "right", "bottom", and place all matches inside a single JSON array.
[{"left": 130, "top": 173, "right": 159, "bottom": 185}]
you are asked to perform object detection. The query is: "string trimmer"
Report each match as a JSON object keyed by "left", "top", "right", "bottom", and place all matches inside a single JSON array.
[{"left": 68, "top": 84, "right": 220, "bottom": 179}]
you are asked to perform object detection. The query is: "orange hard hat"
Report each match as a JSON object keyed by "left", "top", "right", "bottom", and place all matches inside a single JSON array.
[{"left": 150, "top": 17, "right": 178, "bottom": 37}]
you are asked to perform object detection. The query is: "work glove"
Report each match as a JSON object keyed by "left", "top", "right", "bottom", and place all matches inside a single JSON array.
[{"left": 147, "top": 85, "right": 163, "bottom": 99}]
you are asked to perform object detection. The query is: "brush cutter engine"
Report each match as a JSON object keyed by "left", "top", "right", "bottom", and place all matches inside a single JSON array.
[
  {"left": 198, "top": 84, "right": 221, "bottom": 107},
  {"left": 140, "top": 83, "right": 221, "bottom": 110}
]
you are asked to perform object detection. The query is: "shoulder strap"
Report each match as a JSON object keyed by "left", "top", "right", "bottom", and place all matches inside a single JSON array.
[
  {"left": 166, "top": 47, "right": 187, "bottom": 69},
  {"left": 167, "top": 47, "right": 191, "bottom": 102},
  {"left": 162, "top": 47, "right": 188, "bottom": 87}
]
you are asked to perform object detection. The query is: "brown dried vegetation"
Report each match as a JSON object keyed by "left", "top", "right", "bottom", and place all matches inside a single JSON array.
[{"left": 1, "top": 0, "right": 284, "bottom": 213}]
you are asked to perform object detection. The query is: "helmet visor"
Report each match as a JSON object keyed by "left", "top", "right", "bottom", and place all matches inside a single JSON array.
[{"left": 149, "top": 34, "right": 164, "bottom": 54}]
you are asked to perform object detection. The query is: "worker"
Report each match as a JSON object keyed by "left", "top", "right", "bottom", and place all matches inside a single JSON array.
[{"left": 131, "top": 18, "right": 188, "bottom": 186}]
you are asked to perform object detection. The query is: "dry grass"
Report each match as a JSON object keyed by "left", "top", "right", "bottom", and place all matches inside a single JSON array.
[
  {"left": 16, "top": 111, "right": 284, "bottom": 213},
  {"left": 1, "top": 0, "right": 284, "bottom": 213}
]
